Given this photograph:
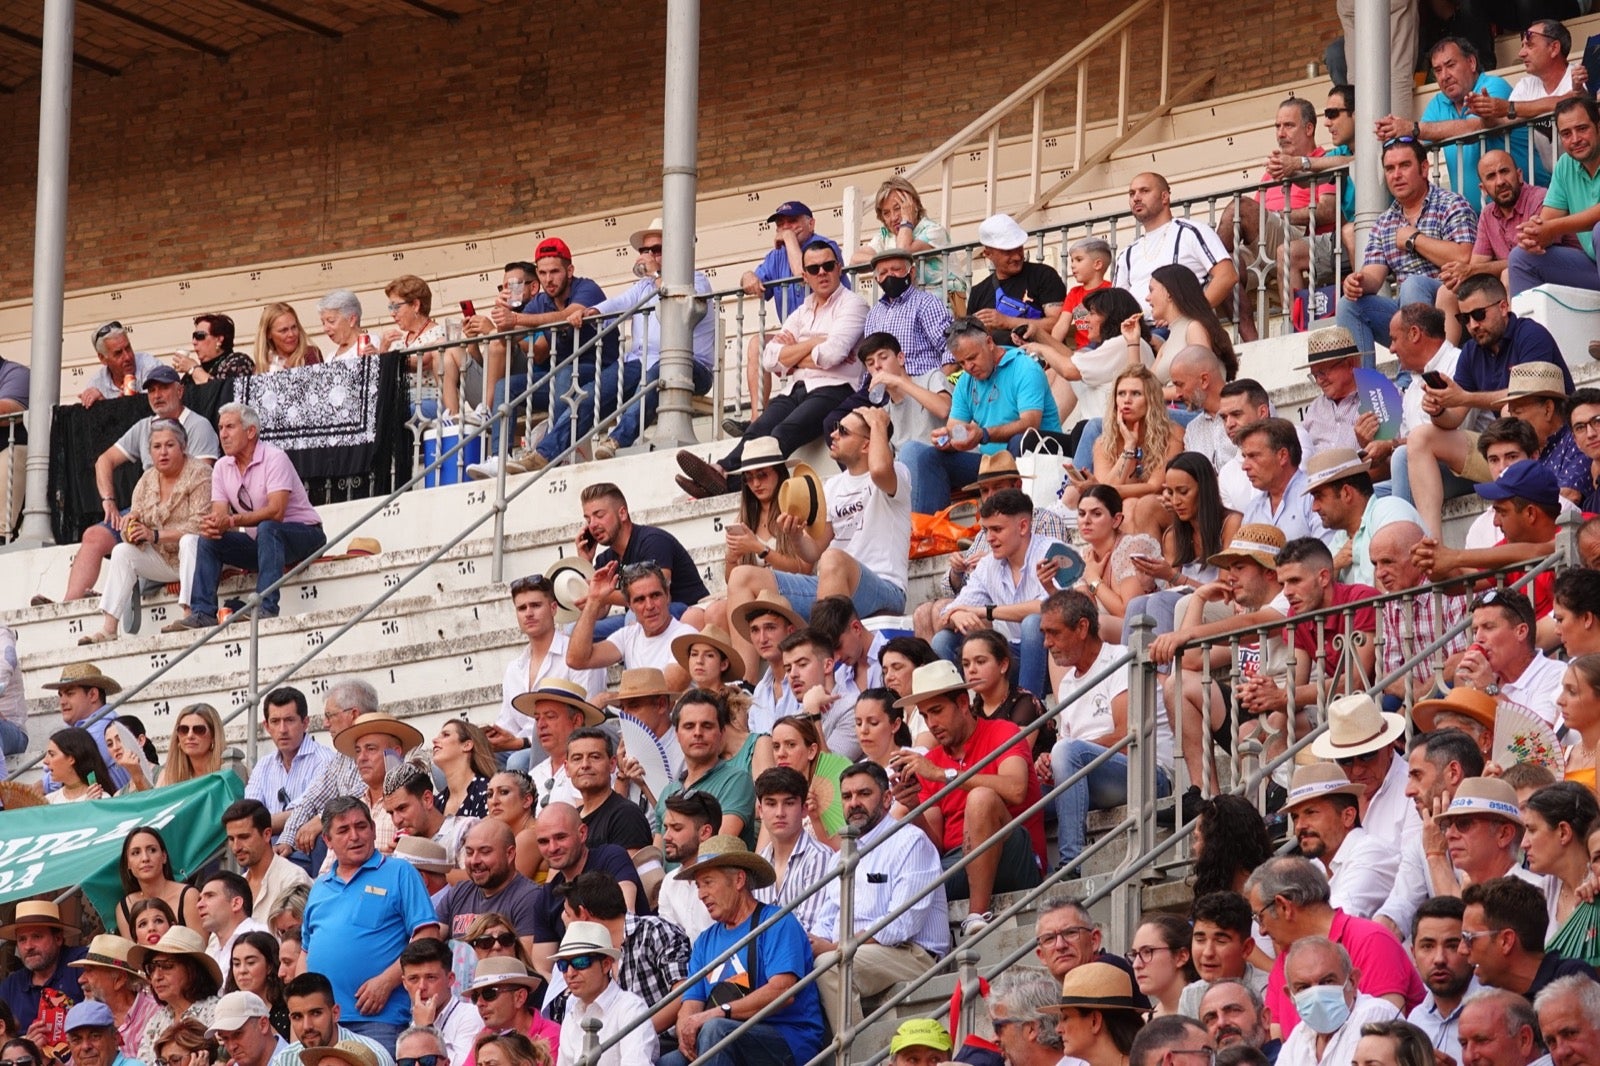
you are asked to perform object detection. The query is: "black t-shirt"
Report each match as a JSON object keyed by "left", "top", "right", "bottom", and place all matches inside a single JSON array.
[
  {"left": 582, "top": 791, "right": 655, "bottom": 851},
  {"left": 1528, "top": 951, "right": 1599, "bottom": 1000},
  {"left": 966, "top": 261, "right": 1068, "bottom": 343},
  {"left": 596, "top": 523, "right": 710, "bottom": 605},
  {"left": 531, "top": 843, "right": 651, "bottom": 943}
]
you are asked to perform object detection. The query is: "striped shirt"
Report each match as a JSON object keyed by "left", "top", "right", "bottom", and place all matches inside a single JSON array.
[
  {"left": 756, "top": 830, "right": 836, "bottom": 937},
  {"left": 1381, "top": 591, "right": 1470, "bottom": 693},
  {"left": 245, "top": 732, "right": 340, "bottom": 818}
]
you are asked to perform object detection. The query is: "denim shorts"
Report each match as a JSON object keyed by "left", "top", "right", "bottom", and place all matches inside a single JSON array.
[{"left": 774, "top": 564, "right": 906, "bottom": 620}]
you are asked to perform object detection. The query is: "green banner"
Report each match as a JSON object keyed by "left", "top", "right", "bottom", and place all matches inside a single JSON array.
[{"left": 0, "top": 771, "right": 244, "bottom": 924}]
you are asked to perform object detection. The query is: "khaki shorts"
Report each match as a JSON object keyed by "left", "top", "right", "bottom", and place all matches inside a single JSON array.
[{"left": 1457, "top": 432, "right": 1493, "bottom": 483}]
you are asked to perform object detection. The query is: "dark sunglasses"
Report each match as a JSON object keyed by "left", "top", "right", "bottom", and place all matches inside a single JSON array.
[
  {"left": 1382, "top": 135, "right": 1420, "bottom": 149},
  {"left": 176, "top": 723, "right": 210, "bottom": 736},
  {"left": 398, "top": 1057, "right": 440, "bottom": 1066},
  {"left": 471, "top": 932, "right": 518, "bottom": 951},
  {"left": 469, "top": 985, "right": 513, "bottom": 1003},
  {"left": 191, "top": 331, "right": 212, "bottom": 342},
  {"left": 1454, "top": 307, "right": 1493, "bottom": 326},
  {"left": 3, "top": 1058, "right": 38, "bottom": 1066},
  {"left": 638, "top": 245, "right": 663, "bottom": 256},
  {"left": 509, "top": 574, "right": 553, "bottom": 597},
  {"left": 1323, "top": 107, "right": 1350, "bottom": 119},
  {"left": 803, "top": 260, "right": 839, "bottom": 275},
  {"left": 93, "top": 321, "right": 124, "bottom": 342},
  {"left": 1335, "top": 749, "right": 1383, "bottom": 767},
  {"left": 555, "top": 955, "right": 600, "bottom": 973}
]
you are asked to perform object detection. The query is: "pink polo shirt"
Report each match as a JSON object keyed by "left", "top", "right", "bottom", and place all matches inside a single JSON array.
[
  {"left": 211, "top": 439, "right": 321, "bottom": 534},
  {"left": 1264, "top": 909, "right": 1426, "bottom": 1036}
]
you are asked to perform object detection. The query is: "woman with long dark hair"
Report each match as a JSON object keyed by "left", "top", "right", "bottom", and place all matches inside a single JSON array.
[
  {"left": 853, "top": 688, "right": 913, "bottom": 773},
  {"left": 962, "top": 629, "right": 1052, "bottom": 758},
  {"left": 1072, "top": 483, "right": 1161, "bottom": 643},
  {"left": 116, "top": 828, "right": 202, "bottom": 939},
  {"left": 42, "top": 728, "right": 116, "bottom": 804},
  {"left": 1191, "top": 794, "right": 1273, "bottom": 897},
  {"left": 223, "top": 932, "right": 290, "bottom": 1038},
  {"left": 1148, "top": 264, "right": 1239, "bottom": 384},
  {"left": 1523, "top": 781, "right": 1600, "bottom": 965},
  {"left": 1124, "top": 452, "right": 1242, "bottom": 641},
  {"left": 1023, "top": 286, "right": 1153, "bottom": 426}
]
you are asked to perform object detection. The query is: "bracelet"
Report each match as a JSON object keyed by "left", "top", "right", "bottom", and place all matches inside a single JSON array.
[
  {"left": 101, "top": 496, "right": 116, "bottom": 503},
  {"left": 153, "top": 528, "right": 160, "bottom": 545}
]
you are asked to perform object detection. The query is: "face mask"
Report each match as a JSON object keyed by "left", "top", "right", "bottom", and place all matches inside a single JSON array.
[
  {"left": 1293, "top": 983, "right": 1351, "bottom": 1034},
  {"left": 878, "top": 274, "right": 911, "bottom": 299}
]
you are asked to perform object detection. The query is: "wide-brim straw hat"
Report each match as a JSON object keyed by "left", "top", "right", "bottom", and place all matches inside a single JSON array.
[
  {"left": 1299, "top": 324, "right": 1366, "bottom": 367},
  {"left": 1040, "top": 962, "right": 1146, "bottom": 1014},
  {"left": 1438, "top": 776, "right": 1523, "bottom": 827},
  {"left": 392, "top": 835, "right": 454, "bottom": 873},
  {"left": 544, "top": 556, "right": 595, "bottom": 625},
  {"left": 463, "top": 956, "right": 543, "bottom": 994},
  {"left": 671, "top": 625, "right": 746, "bottom": 683},
  {"left": 777, "top": 462, "right": 828, "bottom": 542},
  {"left": 0, "top": 900, "right": 77, "bottom": 940},
  {"left": 1303, "top": 448, "right": 1370, "bottom": 493},
  {"left": 552, "top": 920, "right": 621, "bottom": 961},
  {"left": 128, "top": 926, "right": 222, "bottom": 987},
  {"left": 511, "top": 678, "right": 607, "bottom": 726},
  {"left": 730, "top": 590, "right": 803, "bottom": 637},
  {"left": 67, "top": 934, "right": 141, "bottom": 978},
  {"left": 1283, "top": 762, "right": 1368, "bottom": 812},
  {"left": 673, "top": 834, "right": 777, "bottom": 888},
  {"left": 1309, "top": 693, "right": 1406, "bottom": 761},
  {"left": 615, "top": 667, "right": 675, "bottom": 701},
  {"left": 960, "top": 450, "right": 1023, "bottom": 493},
  {"left": 1504, "top": 361, "right": 1568, "bottom": 403},
  {"left": 894, "top": 660, "right": 972, "bottom": 710},
  {"left": 1412, "top": 686, "right": 1498, "bottom": 734},
  {"left": 728, "top": 437, "right": 787, "bottom": 474},
  {"left": 300, "top": 1041, "right": 380, "bottom": 1066},
  {"left": 628, "top": 217, "right": 664, "bottom": 252},
  {"left": 345, "top": 537, "right": 381, "bottom": 556},
  {"left": 1207, "top": 524, "right": 1287, "bottom": 571},
  {"left": 42, "top": 662, "right": 121, "bottom": 695},
  {"left": 332, "top": 712, "right": 424, "bottom": 759}
]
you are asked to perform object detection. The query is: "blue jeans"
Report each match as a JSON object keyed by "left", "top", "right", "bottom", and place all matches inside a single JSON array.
[
  {"left": 191, "top": 522, "right": 327, "bottom": 616},
  {"left": 901, "top": 442, "right": 984, "bottom": 514},
  {"left": 340, "top": 1021, "right": 404, "bottom": 1059},
  {"left": 931, "top": 614, "right": 1047, "bottom": 699},
  {"left": 611, "top": 359, "right": 714, "bottom": 446},
  {"left": 1334, "top": 275, "right": 1442, "bottom": 357},
  {"left": 1389, "top": 443, "right": 1476, "bottom": 506},
  {"left": 536, "top": 359, "right": 628, "bottom": 461},
  {"left": 1052, "top": 738, "right": 1172, "bottom": 869},
  {"left": 0, "top": 719, "right": 27, "bottom": 756},
  {"left": 774, "top": 567, "right": 905, "bottom": 621},
  {"left": 659, "top": 1019, "right": 799, "bottom": 1066},
  {"left": 489, "top": 367, "right": 553, "bottom": 452},
  {"left": 1509, "top": 228, "right": 1600, "bottom": 295}
]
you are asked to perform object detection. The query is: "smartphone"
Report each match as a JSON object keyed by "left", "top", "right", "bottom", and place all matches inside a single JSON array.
[
  {"left": 87, "top": 771, "right": 98, "bottom": 787},
  {"left": 1422, "top": 371, "right": 1448, "bottom": 389},
  {"left": 727, "top": 523, "right": 749, "bottom": 537},
  {"left": 578, "top": 528, "right": 596, "bottom": 551},
  {"left": 1011, "top": 324, "right": 1030, "bottom": 343},
  {"left": 460, "top": 300, "right": 476, "bottom": 318}
]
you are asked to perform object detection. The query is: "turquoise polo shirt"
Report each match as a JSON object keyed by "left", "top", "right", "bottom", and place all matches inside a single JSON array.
[
  {"left": 655, "top": 757, "right": 758, "bottom": 850},
  {"left": 302, "top": 850, "right": 438, "bottom": 1025},
  {"left": 1422, "top": 73, "right": 1532, "bottom": 209},
  {"left": 949, "top": 346, "right": 1060, "bottom": 454},
  {"left": 1546, "top": 151, "right": 1600, "bottom": 259}
]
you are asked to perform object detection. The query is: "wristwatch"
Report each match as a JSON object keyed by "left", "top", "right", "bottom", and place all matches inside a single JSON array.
[
  {"left": 1483, "top": 683, "right": 1502, "bottom": 696},
  {"left": 1404, "top": 234, "right": 1419, "bottom": 254},
  {"left": 985, "top": 604, "right": 996, "bottom": 622},
  {"left": 1299, "top": 155, "right": 1312, "bottom": 174},
  {"left": 1506, "top": 101, "right": 1519, "bottom": 121},
  {"left": 944, "top": 768, "right": 958, "bottom": 783},
  {"left": 720, "top": 1002, "right": 733, "bottom": 1019}
]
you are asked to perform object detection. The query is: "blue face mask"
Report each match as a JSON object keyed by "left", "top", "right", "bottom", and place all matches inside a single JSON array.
[{"left": 1293, "top": 983, "right": 1351, "bottom": 1034}]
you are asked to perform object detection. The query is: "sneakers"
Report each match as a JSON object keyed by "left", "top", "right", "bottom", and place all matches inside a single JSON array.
[
  {"left": 466, "top": 452, "right": 534, "bottom": 481},
  {"left": 959, "top": 911, "right": 992, "bottom": 938},
  {"left": 29, "top": 594, "right": 52, "bottom": 607},
  {"left": 722, "top": 417, "right": 751, "bottom": 437},
  {"left": 676, "top": 451, "right": 730, "bottom": 498},
  {"left": 592, "top": 438, "right": 619, "bottom": 461},
  {"left": 229, "top": 602, "right": 279, "bottom": 625},
  {"left": 1591, "top": 340, "right": 1600, "bottom": 361},
  {"left": 161, "top": 612, "right": 217, "bottom": 632}
]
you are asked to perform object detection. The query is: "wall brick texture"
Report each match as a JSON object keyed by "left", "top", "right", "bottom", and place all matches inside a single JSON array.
[{"left": 0, "top": 0, "right": 1338, "bottom": 297}]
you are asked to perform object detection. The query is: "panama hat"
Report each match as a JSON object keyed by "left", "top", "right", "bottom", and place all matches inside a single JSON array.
[
  {"left": 671, "top": 626, "right": 746, "bottom": 683},
  {"left": 0, "top": 900, "right": 77, "bottom": 940},
  {"left": 728, "top": 437, "right": 788, "bottom": 474},
  {"left": 1040, "top": 961, "right": 1146, "bottom": 1014},
  {"left": 673, "top": 834, "right": 777, "bottom": 889},
  {"left": 1304, "top": 448, "right": 1371, "bottom": 493},
  {"left": 344, "top": 537, "right": 381, "bottom": 556},
  {"left": 543, "top": 556, "right": 594, "bottom": 624},
  {"left": 960, "top": 450, "right": 1023, "bottom": 494},
  {"left": 41, "top": 662, "right": 121, "bottom": 695},
  {"left": 552, "top": 920, "right": 622, "bottom": 962},
  {"left": 614, "top": 667, "right": 674, "bottom": 702},
  {"left": 463, "top": 957, "right": 543, "bottom": 994},
  {"left": 628, "top": 217, "right": 663, "bottom": 252},
  {"left": 1207, "top": 524, "right": 1287, "bottom": 570},
  {"left": 1299, "top": 324, "right": 1365, "bottom": 367},
  {"left": 1283, "top": 763, "right": 1368, "bottom": 812},
  {"left": 299, "top": 1041, "right": 380, "bottom": 1066},
  {"left": 1411, "top": 687, "right": 1497, "bottom": 734},
  {"left": 777, "top": 462, "right": 828, "bottom": 542},
  {"left": 392, "top": 835, "right": 454, "bottom": 874},
  {"left": 1437, "top": 776, "right": 1523, "bottom": 828},
  {"left": 730, "top": 590, "right": 803, "bottom": 637},
  {"left": 68, "top": 934, "right": 141, "bottom": 979},
  {"left": 1503, "top": 361, "right": 1568, "bottom": 403},
  {"left": 894, "top": 660, "right": 972, "bottom": 710},
  {"left": 128, "top": 927, "right": 222, "bottom": 987},
  {"left": 332, "top": 712, "right": 425, "bottom": 759},
  {"left": 511, "top": 678, "right": 607, "bottom": 726},
  {"left": 1309, "top": 693, "right": 1406, "bottom": 761}
]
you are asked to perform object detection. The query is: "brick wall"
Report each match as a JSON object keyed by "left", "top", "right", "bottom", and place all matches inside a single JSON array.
[{"left": 0, "top": 0, "right": 1338, "bottom": 296}]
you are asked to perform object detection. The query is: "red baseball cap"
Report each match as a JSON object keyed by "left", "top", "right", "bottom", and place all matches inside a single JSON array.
[{"left": 534, "top": 237, "right": 572, "bottom": 262}]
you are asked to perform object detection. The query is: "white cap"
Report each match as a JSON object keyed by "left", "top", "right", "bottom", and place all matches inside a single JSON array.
[
  {"left": 977, "top": 213, "right": 1028, "bottom": 250},
  {"left": 206, "top": 991, "right": 270, "bottom": 1036}
]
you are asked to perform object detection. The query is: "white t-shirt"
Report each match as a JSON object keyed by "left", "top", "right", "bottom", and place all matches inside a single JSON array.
[
  {"left": 825, "top": 462, "right": 912, "bottom": 592},
  {"left": 1399, "top": 343, "right": 1462, "bottom": 438},
  {"left": 1056, "top": 641, "right": 1174, "bottom": 771},
  {"left": 1510, "top": 67, "right": 1574, "bottom": 171},
  {"left": 113, "top": 407, "right": 221, "bottom": 465},
  {"left": 610, "top": 617, "right": 698, "bottom": 672},
  {"left": 1113, "top": 218, "right": 1230, "bottom": 313},
  {"left": 1504, "top": 650, "right": 1568, "bottom": 730}
]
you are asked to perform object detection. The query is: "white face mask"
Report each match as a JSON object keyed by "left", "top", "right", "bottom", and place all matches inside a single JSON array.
[{"left": 1293, "top": 982, "right": 1352, "bottom": 1034}]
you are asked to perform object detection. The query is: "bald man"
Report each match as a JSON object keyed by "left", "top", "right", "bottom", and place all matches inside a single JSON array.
[
  {"left": 1370, "top": 521, "right": 1471, "bottom": 705},
  {"left": 1113, "top": 172, "right": 1237, "bottom": 314},
  {"left": 434, "top": 819, "right": 544, "bottom": 961},
  {"left": 1167, "top": 345, "right": 1236, "bottom": 472},
  {"left": 529, "top": 802, "right": 648, "bottom": 977}
]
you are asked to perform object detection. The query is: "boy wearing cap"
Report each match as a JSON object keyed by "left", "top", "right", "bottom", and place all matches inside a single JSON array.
[
  {"left": 1303, "top": 449, "right": 1422, "bottom": 586},
  {"left": 885, "top": 1018, "right": 953, "bottom": 1066},
  {"left": 66, "top": 1000, "right": 142, "bottom": 1066},
  {"left": 551, "top": 922, "right": 655, "bottom": 1066},
  {"left": 1283, "top": 764, "right": 1398, "bottom": 919}
]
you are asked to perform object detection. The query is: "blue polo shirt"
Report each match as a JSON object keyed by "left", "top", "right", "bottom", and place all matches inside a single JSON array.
[
  {"left": 753, "top": 235, "right": 850, "bottom": 320},
  {"left": 1453, "top": 313, "right": 1571, "bottom": 396},
  {"left": 949, "top": 346, "right": 1061, "bottom": 453},
  {"left": 1422, "top": 73, "right": 1534, "bottom": 208},
  {"left": 303, "top": 850, "right": 437, "bottom": 1025},
  {"left": 0, "top": 947, "right": 85, "bottom": 1031},
  {"left": 526, "top": 277, "right": 620, "bottom": 364}
]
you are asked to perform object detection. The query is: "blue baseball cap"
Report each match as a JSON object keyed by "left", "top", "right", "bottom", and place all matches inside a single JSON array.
[
  {"left": 66, "top": 1001, "right": 115, "bottom": 1031},
  {"left": 1474, "top": 458, "right": 1559, "bottom": 509},
  {"left": 765, "top": 200, "right": 812, "bottom": 222},
  {"left": 143, "top": 365, "right": 182, "bottom": 388}
]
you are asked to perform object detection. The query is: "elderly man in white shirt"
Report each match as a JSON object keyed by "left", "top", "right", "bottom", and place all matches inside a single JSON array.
[
  {"left": 1284, "top": 764, "right": 1398, "bottom": 919},
  {"left": 1276, "top": 937, "right": 1400, "bottom": 1066},
  {"left": 552, "top": 921, "right": 657, "bottom": 1065}
]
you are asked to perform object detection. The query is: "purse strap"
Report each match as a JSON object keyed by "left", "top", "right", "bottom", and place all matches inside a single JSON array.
[{"left": 744, "top": 902, "right": 763, "bottom": 989}]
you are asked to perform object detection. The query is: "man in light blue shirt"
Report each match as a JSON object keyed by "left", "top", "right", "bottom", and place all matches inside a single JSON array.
[{"left": 1305, "top": 449, "right": 1423, "bottom": 587}]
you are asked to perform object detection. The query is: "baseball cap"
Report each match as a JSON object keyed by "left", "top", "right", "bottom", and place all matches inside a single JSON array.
[
  {"left": 1474, "top": 458, "right": 1559, "bottom": 510},
  {"left": 765, "top": 200, "right": 812, "bottom": 222},
  {"left": 889, "top": 1019, "right": 953, "bottom": 1054},
  {"left": 65, "top": 1001, "right": 115, "bottom": 1032},
  {"left": 143, "top": 365, "right": 182, "bottom": 388},
  {"left": 206, "top": 991, "right": 271, "bottom": 1036},
  {"left": 534, "top": 237, "right": 572, "bottom": 262}
]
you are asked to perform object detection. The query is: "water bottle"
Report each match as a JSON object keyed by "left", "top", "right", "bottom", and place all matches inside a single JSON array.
[{"left": 868, "top": 383, "right": 887, "bottom": 404}]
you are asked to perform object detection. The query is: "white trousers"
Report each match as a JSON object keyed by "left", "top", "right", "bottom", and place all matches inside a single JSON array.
[{"left": 98, "top": 535, "right": 199, "bottom": 623}]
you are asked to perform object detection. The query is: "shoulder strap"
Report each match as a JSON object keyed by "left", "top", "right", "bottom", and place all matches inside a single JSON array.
[{"left": 746, "top": 903, "right": 763, "bottom": 990}]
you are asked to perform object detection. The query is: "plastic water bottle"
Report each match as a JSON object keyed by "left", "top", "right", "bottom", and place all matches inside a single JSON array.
[{"left": 868, "top": 383, "right": 887, "bottom": 404}]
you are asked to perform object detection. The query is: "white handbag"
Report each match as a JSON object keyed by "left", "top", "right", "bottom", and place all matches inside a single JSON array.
[{"left": 1013, "top": 428, "right": 1066, "bottom": 510}]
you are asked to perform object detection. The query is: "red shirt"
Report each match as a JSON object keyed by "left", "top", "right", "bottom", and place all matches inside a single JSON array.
[
  {"left": 1291, "top": 583, "right": 1379, "bottom": 678},
  {"left": 1064, "top": 281, "right": 1113, "bottom": 348},
  {"left": 921, "top": 717, "right": 1046, "bottom": 867}
]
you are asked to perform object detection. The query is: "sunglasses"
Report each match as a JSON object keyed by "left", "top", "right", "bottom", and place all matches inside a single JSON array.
[
  {"left": 4, "top": 1058, "right": 38, "bottom": 1066},
  {"left": 509, "top": 574, "right": 553, "bottom": 597},
  {"left": 1382, "top": 135, "right": 1420, "bottom": 148},
  {"left": 638, "top": 245, "right": 663, "bottom": 256},
  {"left": 1335, "top": 749, "right": 1383, "bottom": 767},
  {"left": 398, "top": 1057, "right": 440, "bottom": 1066},
  {"left": 1454, "top": 306, "right": 1494, "bottom": 326},
  {"left": 93, "top": 321, "right": 125, "bottom": 342},
  {"left": 144, "top": 957, "right": 182, "bottom": 976},
  {"left": 176, "top": 723, "right": 210, "bottom": 736},
  {"left": 1322, "top": 107, "right": 1350, "bottom": 119},
  {"left": 803, "top": 260, "right": 839, "bottom": 275},
  {"left": 471, "top": 932, "right": 517, "bottom": 951},
  {"left": 555, "top": 954, "right": 600, "bottom": 973},
  {"left": 469, "top": 985, "right": 510, "bottom": 1003},
  {"left": 191, "top": 331, "right": 212, "bottom": 342}
]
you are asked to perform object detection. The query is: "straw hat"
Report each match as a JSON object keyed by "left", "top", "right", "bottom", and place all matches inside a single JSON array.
[
  {"left": 1437, "top": 777, "right": 1523, "bottom": 827},
  {"left": 893, "top": 660, "right": 972, "bottom": 710},
  {"left": 671, "top": 625, "right": 746, "bottom": 683},
  {"left": 1308, "top": 693, "right": 1406, "bottom": 761},
  {"left": 67, "top": 934, "right": 141, "bottom": 979},
  {"left": 345, "top": 537, "right": 381, "bottom": 556},
  {"left": 727, "top": 437, "right": 787, "bottom": 474},
  {"left": 299, "top": 1041, "right": 380, "bottom": 1066},
  {"left": 544, "top": 556, "right": 595, "bottom": 625},
  {"left": 511, "top": 678, "right": 607, "bottom": 726},
  {"left": 777, "top": 462, "right": 828, "bottom": 542},
  {"left": 614, "top": 667, "right": 674, "bottom": 701},
  {"left": 552, "top": 920, "right": 621, "bottom": 962},
  {"left": 463, "top": 957, "right": 543, "bottom": 994},
  {"left": 1299, "top": 324, "right": 1364, "bottom": 366},
  {"left": 673, "top": 834, "right": 777, "bottom": 888},
  {"left": 1283, "top": 763, "right": 1367, "bottom": 813},
  {"left": 1040, "top": 961, "right": 1146, "bottom": 1014},
  {"left": 332, "top": 712, "right": 425, "bottom": 759},
  {"left": 1412, "top": 687, "right": 1497, "bottom": 734},
  {"left": 628, "top": 217, "right": 664, "bottom": 252},
  {"left": 1206, "top": 524, "right": 1287, "bottom": 570},
  {"left": 392, "top": 835, "right": 454, "bottom": 874},
  {"left": 1303, "top": 448, "right": 1371, "bottom": 493},
  {"left": 128, "top": 927, "right": 223, "bottom": 987},
  {"left": 0, "top": 901, "right": 77, "bottom": 940},
  {"left": 729, "top": 590, "right": 803, "bottom": 638},
  {"left": 960, "top": 450, "right": 1023, "bottom": 493},
  {"left": 41, "top": 662, "right": 121, "bottom": 695},
  {"left": 1504, "top": 361, "right": 1568, "bottom": 403}
]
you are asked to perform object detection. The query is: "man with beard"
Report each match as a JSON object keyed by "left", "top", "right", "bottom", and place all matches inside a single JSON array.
[
  {"left": 273, "top": 972, "right": 394, "bottom": 1066},
  {"left": 1375, "top": 728, "right": 1486, "bottom": 939},
  {"left": 656, "top": 791, "right": 720, "bottom": 940},
  {"left": 1283, "top": 764, "right": 1397, "bottom": 919},
  {"left": 809, "top": 761, "right": 949, "bottom": 1035},
  {"left": 433, "top": 820, "right": 542, "bottom": 958},
  {"left": 1407, "top": 896, "right": 1479, "bottom": 1061},
  {"left": 1199, "top": 979, "right": 1279, "bottom": 1061},
  {"left": 0, "top": 902, "right": 87, "bottom": 1034}
]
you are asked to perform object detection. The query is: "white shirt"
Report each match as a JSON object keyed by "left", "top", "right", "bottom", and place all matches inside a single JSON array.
[
  {"left": 249, "top": 853, "right": 312, "bottom": 924},
  {"left": 1376, "top": 834, "right": 1428, "bottom": 938},
  {"left": 760, "top": 286, "right": 869, "bottom": 394},
  {"left": 610, "top": 617, "right": 699, "bottom": 672},
  {"left": 657, "top": 872, "right": 714, "bottom": 941},
  {"left": 810, "top": 815, "right": 951, "bottom": 956},
  {"left": 948, "top": 533, "right": 1062, "bottom": 641},
  {"left": 1364, "top": 750, "right": 1421, "bottom": 852},
  {"left": 1399, "top": 343, "right": 1462, "bottom": 437},
  {"left": 824, "top": 462, "right": 913, "bottom": 593},
  {"left": 1323, "top": 825, "right": 1399, "bottom": 919},
  {"left": 431, "top": 995, "right": 483, "bottom": 1066},
  {"left": 748, "top": 667, "right": 800, "bottom": 736},
  {"left": 497, "top": 632, "right": 608, "bottom": 741},
  {"left": 1510, "top": 66, "right": 1574, "bottom": 171},
  {"left": 1277, "top": 993, "right": 1401, "bottom": 1066},
  {"left": 207, "top": 915, "right": 270, "bottom": 973},
  {"left": 556, "top": 979, "right": 658, "bottom": 1065},
  {"left": 529, "top": 757, "right": 582, "bottom": 810},
  {"left": 1057, "top": 642, "right": 1174, "bottom": 771},
  {"left": 1502, "top": 651, "right": 1568, "bottom": 731},
  {"left": 1408, "top": 978, "right": 1480, "bottom": 1064},
  {"left": 1113, "top": 218, "right": 1230, "bottom": 313}
]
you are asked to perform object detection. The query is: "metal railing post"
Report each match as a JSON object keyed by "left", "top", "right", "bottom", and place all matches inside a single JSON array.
[
  {"left": 654, "top": 0, "right": 702, "bottom": 448},
  {"left": 578, "top": 1016, "right": 602, "bottom": 1066},
  {"left": 955, "top": 949, "right": 981, "bottom": 1047},
  {"left": 246, "top": 610, "right": 259, "bottom": 768},
  {"left": 836, "top": 823, "right": 859, "bottom": 1066},
  {"left": 1114, "top": 613, "right": 1157, "bottom": 949}
]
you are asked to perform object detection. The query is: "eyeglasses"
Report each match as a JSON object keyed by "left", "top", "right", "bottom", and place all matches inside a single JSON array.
[
  {"left": 1322, "top": 107, "right": 1350, "bottom": 119},
  {"left": 191, "top": 331, "right": 212, "bottom": 342},
  {"left": 1038, "top": 926, "right": 1095, "bottom": 946},
  {"left": 176, "top": 723, "right": 210, "bottom": 736},
  {"left": 1459, "top": 928, "right": 1497, "bottom": 946},
  {"left": 991, "top": 1018, "right": 1023, "bottom": 1033},
  {"left": 387, "top": 302, "right": 407, "bottom": 313},
  {"left": 1521, "top": 29, "right": 1556, "bottom": 44},
  {"left": 469, "top": 985, "right": 508, "bottom": 1003},
  {"left": 555, "top": 954, "right": 600, "bottom": 973},
  {"left": 833, "top": 423, "right": 857, "bottom": 438},
  {"left": 1573, "top": 414, "right": 1600, "bottom": 437},
  {"left": 398, "top": 1056, "right": 441, "bottom": 1066},
  {"left": 509, "top": 574, "right": 553, "bottom": 597},
  {"left": 470, "top": 932, "right": 517, "bottom": 951},
  {"left": 93, "top": 321, "right": 125, "bottom": 342},
  {"left": 144, "top": 957, "right": 182, "bottom": 976},
  {"left": 158, "top": 1057, "right": 188, "bottom": 1066},
  {"left": 5, "top": 1057, "right": 39, "bottom": 1066},
  {"left": 1251, "top": 900, "right": 1278, "bottom": 924},
  {"left": 1126, "top": 945, "right": 1174, "bottom": 964},
  {"left": 236, "top": 485, "right": 254, "bottom": 513},
  {"left": 1335, "top": 749, "right": 1382, "bottom": 767},
  {"left": 803, "top": 260, "right": 839, "bottom": 275},
  {"left": 1455, "top": 307, "right": 1494, "bottom": 326},
  {"left": 1169, "top": 1050, "right": 1217, "bottom": 1066},
  {"left": 638, "top": 245, "right": 663, "bottom": 256}
]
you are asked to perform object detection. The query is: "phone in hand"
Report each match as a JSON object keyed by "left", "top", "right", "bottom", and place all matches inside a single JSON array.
[
  {"left": 727, "top": 522, "right": 749, "bottom": 537},
  {"left": 1422, "top": 371, "right": 1449, "bottom": 390},
  {"left": 460, "top": 300, "right": 476, "bottom": 318},
  {"left": 578, "top": 528, "right": 596, "bottom": 552}
]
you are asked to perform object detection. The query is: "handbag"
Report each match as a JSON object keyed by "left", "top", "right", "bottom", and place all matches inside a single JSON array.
[
  {"left": 707, "top": 903, "right": 763, "bottom": 1007},
  {"left": 910, "top": 501, "right": 980, "bottom": 559},
  {"left": 1013, "top": 428, "right": 1067, "bottom": 510}
]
